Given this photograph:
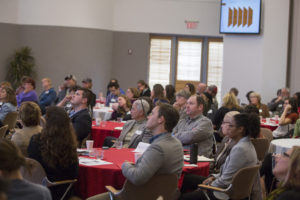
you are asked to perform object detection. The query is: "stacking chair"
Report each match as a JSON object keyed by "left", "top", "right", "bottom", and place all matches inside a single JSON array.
[
  {"left": 21, "top": 158, "right": 77, "bottom": 200},
  {"left": 198, "top": 165, "right": 260, "bottom": 200},
  {"left": 2, "top": 111, "right": 18, "bottom": 133},
  {"left": 21, "top": 158, "right": 46, "bottom": 185},
  {"left": 43, "top": 177, "right": 77, "bottom": 200},
  {"left": 251, "top": 138, "right": 270, "bottom": 162},
  {"left": 260, "top": 128, "right": 273, "bottom": 144},
  {"left": 89, "top": 174, "right": 178, "bottom": 200},
  {"left": 0, "top": 125, "right": 8, "bottom": 138}
]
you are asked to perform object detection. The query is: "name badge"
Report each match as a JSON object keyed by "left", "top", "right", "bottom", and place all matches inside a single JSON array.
[
  {"left": 45, "top": 91, "right": 49, "bottom": 94},
  {"left": 259, "top": 109, "right": 262, "bottom": 113},
  {"left": 135, "top": 130, "right": 142, "bottom": 135}
]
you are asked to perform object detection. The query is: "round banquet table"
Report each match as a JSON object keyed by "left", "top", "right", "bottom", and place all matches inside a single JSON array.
[
  {"left": 269, "top": 138, "right": 300, "bottom": 153},
  {"left": 76, "top": 148, "right": 210, "bottom": 199},
  {"left": 91, "top": 121, "right": 124, "bottom": 147}
]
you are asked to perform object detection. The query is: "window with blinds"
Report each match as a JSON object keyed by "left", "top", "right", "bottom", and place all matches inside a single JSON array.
[
  {"left": 176, "top": 39, "right": 202, "bottom": 81},
  {"left": 207, "top": 39, "right": 224, "bottom": 103},
  {"left": 148, "top": 37, "right": 172, "bottom": 89}
]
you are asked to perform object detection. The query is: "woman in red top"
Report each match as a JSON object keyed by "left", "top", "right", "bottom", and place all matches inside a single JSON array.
[
  {"left": 279, "top": 97, "right": 299, "bottom": 125},
  {"left": 273, "top": 97, "right": 299, "bottom": 138}
]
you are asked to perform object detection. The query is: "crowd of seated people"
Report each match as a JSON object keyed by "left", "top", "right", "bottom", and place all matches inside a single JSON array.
[{"left": 0, "top": 75, "right": 300, "bottom": 200}]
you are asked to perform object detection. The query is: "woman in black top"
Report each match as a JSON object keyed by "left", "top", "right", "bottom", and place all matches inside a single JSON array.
[{"left": 28, "top": 106, "right": 78, "bottom": 200}]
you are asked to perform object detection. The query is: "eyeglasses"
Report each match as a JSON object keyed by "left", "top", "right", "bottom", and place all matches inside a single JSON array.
[{"left": 140, "top": 99, "right": 146, "bottom": 117}]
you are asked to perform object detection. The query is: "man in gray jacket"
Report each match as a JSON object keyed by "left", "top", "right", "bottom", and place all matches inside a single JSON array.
[
  {"left": 112, "top": 99, "right": 152, "bottom": 148},
  {"left": 122, "top": 103, "right": 184, "bottom": 185},
  {"left": 173, "top": 95, "right": 214, "bottom": 157}
]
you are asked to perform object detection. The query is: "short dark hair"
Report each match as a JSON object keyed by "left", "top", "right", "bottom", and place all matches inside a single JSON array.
[
  {"left": 77, "top": 87, "right": 91, "bottom": 106},
  {"left": 233, "top": 113, "right": 260, "bottom": 138},
  {"left": 24, "top": 77, "right": 36, "bottom": 89},
  {"left": 244, "top": 105, "right": 259, "bottom": 115},
  {"left": 108, "top": 82, "right": 119, "bottom": 89},
  {"left": 157, "top": 103, "right": 179, "bottom": 132},
  {"left": 230, "top": 87, "right": 239, "bottom": 96},
  {"left": 69, "top": 85, "right": 79, "bottom": 93},
  {"left": 195, "top": 95, "right": 205, "bottom": 107}
]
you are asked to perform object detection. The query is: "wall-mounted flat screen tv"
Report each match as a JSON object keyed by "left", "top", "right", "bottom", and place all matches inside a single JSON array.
[{"left": 220, "top": 0, "right": 261, "bottom": 34}]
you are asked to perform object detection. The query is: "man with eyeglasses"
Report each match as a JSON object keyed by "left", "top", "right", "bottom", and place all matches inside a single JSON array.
[
  {"left": 173, "top": 95, "right": 214, "bottom": 157},
  {"left": 104, "top": 99, "right": 152, "bottom": 148}
]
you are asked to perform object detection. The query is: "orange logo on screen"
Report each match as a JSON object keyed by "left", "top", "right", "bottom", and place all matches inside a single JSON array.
[{"left": 228, "top": 7, "right": 253, "bottom": 27}]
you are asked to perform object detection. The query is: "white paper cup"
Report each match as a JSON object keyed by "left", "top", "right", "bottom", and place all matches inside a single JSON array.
[
  {"left": 96, "top": 117, "right": 101, "bottom": 126},
  {"left": 86, "top": 140, "right": 94, "bottom": 151},
  {"left": 134, "top": 152, "right": 143, "bottom": 163}
]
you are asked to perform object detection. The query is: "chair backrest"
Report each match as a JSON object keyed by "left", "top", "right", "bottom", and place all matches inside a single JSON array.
[
  {"left": 251, "top": 138, "right": 269, "bottom": 161},
  {"left": 43, "top": 177, "right": 77, "bottom": 200},
  {"left": 0, "top": 125, "right": 8, "bottom": 138},
  {"left": 20, "top": 158, "right": 46, "bottom": 185},
  {"left": 3, "top": 111, "right": 18, "bottom": 130},
  {"left": 115, "top": 174, "right": 178, "bottom": 200},
  {"left": 260, "top": 128, "right": 273, "bottom": 143},
  {"left": 229, "top": 165, "right": 260, "bottom": 200}
]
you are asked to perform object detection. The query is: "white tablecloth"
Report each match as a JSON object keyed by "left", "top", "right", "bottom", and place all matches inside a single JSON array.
[
  {"left": 93, "top": 107, "right": 113, "bottom": 121},
  {"left": 269, "top": 138, "right": 300, "bottom": 153}
]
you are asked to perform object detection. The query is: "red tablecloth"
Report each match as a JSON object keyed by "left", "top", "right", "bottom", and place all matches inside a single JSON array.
[
  {"left": 91, "top": 121, "right": 125, "bottom": 147},
  {"left": 260, "top": 119, "right": 279, "bottom": 131},
  {"left": 76, "top": 148, "right": 210, "bottom": 199}
]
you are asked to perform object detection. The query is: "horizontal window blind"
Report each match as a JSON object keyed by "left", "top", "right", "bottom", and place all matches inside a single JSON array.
[{"left": 148, "top": 38, "right": 172, "bottom": 89}]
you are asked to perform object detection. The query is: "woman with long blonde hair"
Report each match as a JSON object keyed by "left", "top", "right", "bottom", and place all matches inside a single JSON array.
[{"left": 213, "top": 92, "right": 241, "bottom": 131}]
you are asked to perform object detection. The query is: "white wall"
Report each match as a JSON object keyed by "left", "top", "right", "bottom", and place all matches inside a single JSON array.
[
  {"left": 289, "top": 0, "right": 300, "bottom": 93},
  {"left": 0, "top": 0, "right": 221, "bottom": 36},
  {"left": 0, "top": 0, "right": 19, "bottom": 23},
  {"left": 112, "top": 0, "right": 221, "bottom": 36},
  {"left": 0, "top": 0, "right": 114, "bottom": 30},
  {"left": 221, "top": 0, "right": 290, "bottom": 105}
]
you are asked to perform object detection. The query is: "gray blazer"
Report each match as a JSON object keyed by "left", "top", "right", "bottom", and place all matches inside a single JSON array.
[
  {"left": 114, "top": 119, "right": 152, "bottom": 148},
  {"left": 122, "top": 133, "right": 184, "bottom": 185},
  {"left": 212, "top": 136, "right": 258, "bottom": 188},
  {"left": 173, "top": 114, "right": 214, "bottom": 157}
]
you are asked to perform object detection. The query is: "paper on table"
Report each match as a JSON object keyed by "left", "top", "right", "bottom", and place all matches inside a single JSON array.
[
  {"left": 77, "top": 148, "right": 88, "bottom": 153},
  {"left": 79, "top": 157, "right": 113, "bottom": 166},
  {"left": 184, "top": 164, "right": 198, "bottom": 167},
  {"left": 132, "top": 142, "right": 150, "bottom": 153},
  {"left": 184, "top": 155, "right": 214, "bottom": 162},
  {"left": 114, "top": 127, "right": 123, "bottom": 130}
]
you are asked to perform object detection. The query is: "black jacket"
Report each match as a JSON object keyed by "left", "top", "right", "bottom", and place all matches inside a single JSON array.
[{"left": 70, "top": 108, "right": 92, "bottom": 146}]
